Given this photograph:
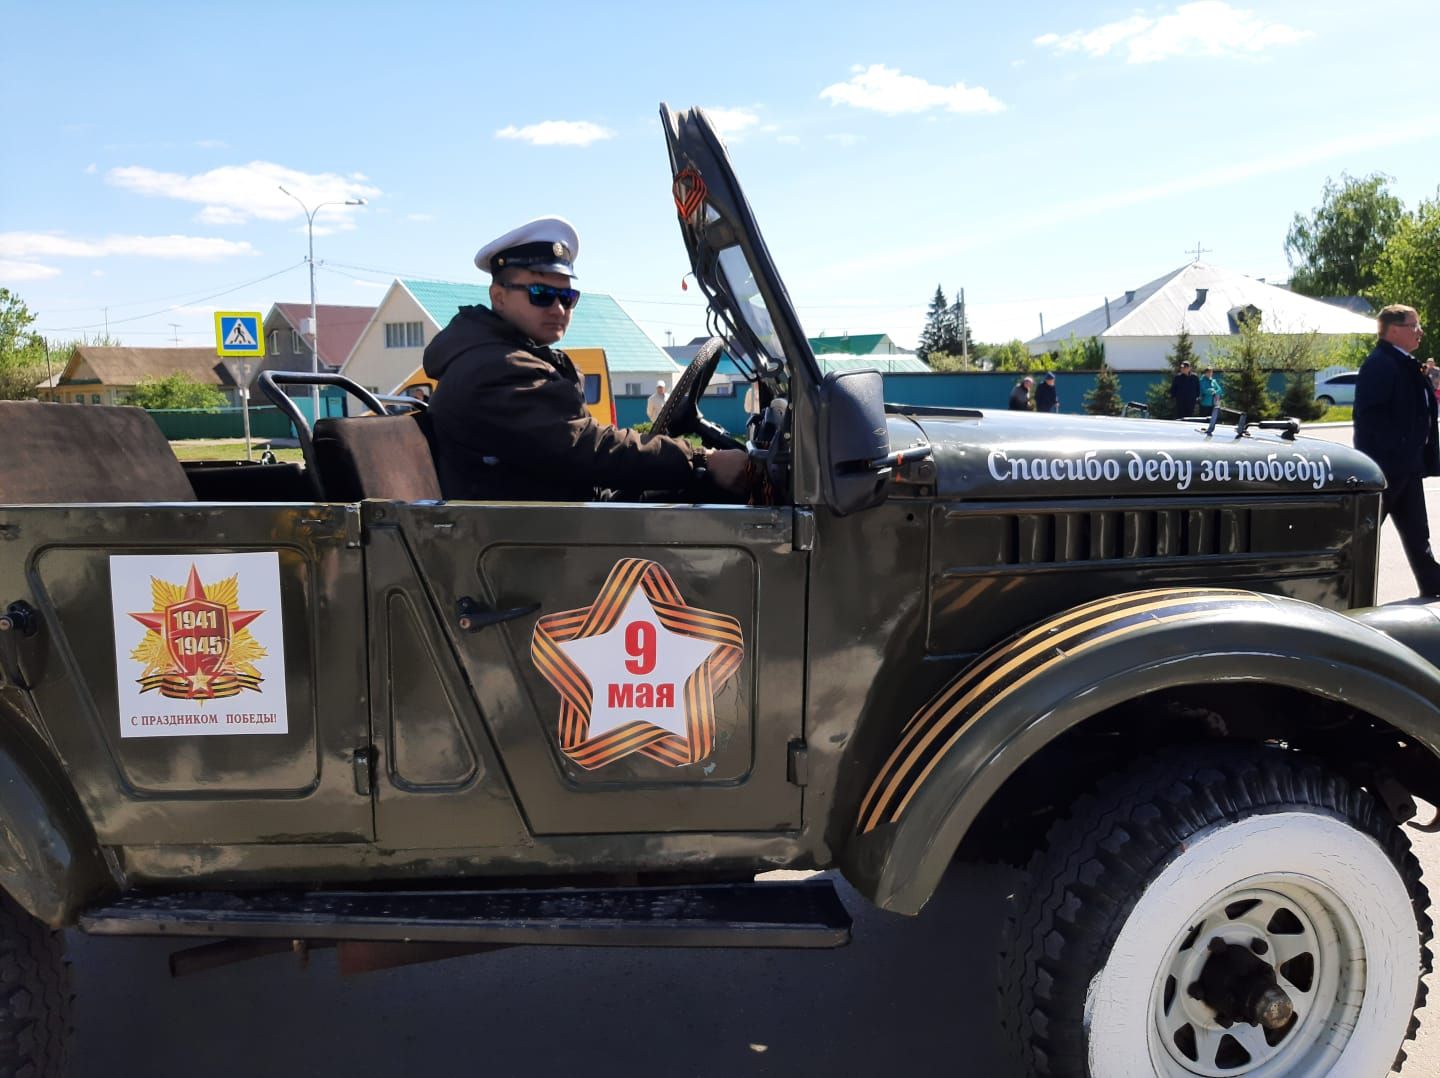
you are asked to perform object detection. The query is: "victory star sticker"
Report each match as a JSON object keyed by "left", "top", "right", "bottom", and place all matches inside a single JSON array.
[{"left": 531, "top": 559, "right": 744, "bottom": 770}]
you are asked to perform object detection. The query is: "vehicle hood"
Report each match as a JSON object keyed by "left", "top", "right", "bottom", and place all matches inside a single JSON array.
[{"left": 888, "top": 410, "right": 1383, "bottom": 499}]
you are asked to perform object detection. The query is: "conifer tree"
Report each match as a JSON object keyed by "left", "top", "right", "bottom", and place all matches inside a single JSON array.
[
  {"left": 918, "top": 285, "right": 948, "bottom": 364},
  {"left": 1084, "top": 365, "right": 1124, "bottom": 416}
]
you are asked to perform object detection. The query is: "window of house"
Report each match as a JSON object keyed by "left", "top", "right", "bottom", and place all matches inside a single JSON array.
[
  {"left": 291, "top": 330, "right": 304, "bottom": 353},
  {"left": 268, "top": 330, "right": 281, "bottom": 355},
  {"left": 624, "top": 382, "right": 643, "bottom": 396},
  {"left": 385, "top": 322, "right": 425, "bottom": 348},
  {"left": 92, "top": 394, "right": 102, "bottom": 405}
]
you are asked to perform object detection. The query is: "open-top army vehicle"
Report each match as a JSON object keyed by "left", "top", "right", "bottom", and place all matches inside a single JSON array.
[{"left": 3, "top": 106, "right": 1439, "bottom": 1077}]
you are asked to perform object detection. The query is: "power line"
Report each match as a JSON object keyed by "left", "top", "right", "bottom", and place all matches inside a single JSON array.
[
  {"left": 37, "top": 262, "right": 303, "bottom": 332},
  {"left": 36, "top": 263, "right": 306, "bottom": 315}
]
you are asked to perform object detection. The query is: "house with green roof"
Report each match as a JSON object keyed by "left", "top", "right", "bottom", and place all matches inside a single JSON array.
[
  {"left": 340, "top": 278, "right": 680, "bottom": 405},
  {"left": 808, "top": 332, "right": 908, "bottom": 356}
]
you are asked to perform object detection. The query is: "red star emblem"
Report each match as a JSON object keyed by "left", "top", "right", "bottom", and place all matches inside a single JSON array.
[
  {"left": 531, "top": 559, "right": 743, "bottom": 770},
  {"left": 128, "top": 564, "right": 265, "bottom": 700}
]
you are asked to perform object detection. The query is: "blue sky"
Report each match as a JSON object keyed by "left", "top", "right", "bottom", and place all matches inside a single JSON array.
[{"left": 3, "top": 0, "right": 1437, "bottom": 351}]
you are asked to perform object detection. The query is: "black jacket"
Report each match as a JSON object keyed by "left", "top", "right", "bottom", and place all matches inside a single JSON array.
[
  {"left": 1170, "top": 371, "right": 1200, "bottom": 413},
  {"left": 423, "top": 306, "right": 699, "bottom": 500},
  {"left": 1008, "top": 383, "right": 1032, "bottom": 411},
  {"left": 1355, "top": 339, "right": 1440, "bottom": 484},
  {"left": 1034, "top": 381, "right": 1057, "bottom": 412}
]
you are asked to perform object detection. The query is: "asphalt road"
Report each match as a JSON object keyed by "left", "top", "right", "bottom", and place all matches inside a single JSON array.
[{"left": 63, "top": 429, "right": 1440, "bottom": 1076}]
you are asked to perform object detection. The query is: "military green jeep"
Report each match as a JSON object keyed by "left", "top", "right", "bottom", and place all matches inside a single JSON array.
[{"left": 2, "top": 106, "right": 1437, "bottom": 1077}]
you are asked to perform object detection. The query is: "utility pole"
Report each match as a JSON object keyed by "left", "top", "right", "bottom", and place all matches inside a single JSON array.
[
  {"left": 279, "top": 186, "right": 367, "bottom": 422},
  {"left": 169, "top": 323, "right": 181, "bottom": 346},
  {"left": 959, "top": 287, "right": 968, "bottom": 366}
]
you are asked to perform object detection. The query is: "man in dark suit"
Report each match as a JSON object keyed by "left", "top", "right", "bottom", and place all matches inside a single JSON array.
[
  {"left": 1354, "top": 304, "right": 1440, "bottom": 595},
  {"left": 1170, "top": 360, "right": 1200, "bottom": 418}
]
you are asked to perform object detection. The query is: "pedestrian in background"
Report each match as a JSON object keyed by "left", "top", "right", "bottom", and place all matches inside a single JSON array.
[
  {"left": 1425, "top": 358, "right": 1440, "bottom": 401},
  {"left": 645, "top": 380, "right": 668, "bottom": 422},
  {"left": 1034, "top": 372, "right": 1059, "bottom": 413},
  {"left": 1171, "top": 361, "right": 1200, "bottom": 418},
  {"left": 1009, "top": 376, "right": 1034, "bottom": 411},
  {"left": 1198, "top": 366, "right": 1222, "bottom": 411},
  {"left": 1354, "top": 304, "right": 1440, "bottom": 596}
]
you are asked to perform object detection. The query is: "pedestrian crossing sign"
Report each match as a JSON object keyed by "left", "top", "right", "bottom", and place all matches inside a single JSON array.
[{"left": 214, "top": 312, "right": 265, "bottom": 358}]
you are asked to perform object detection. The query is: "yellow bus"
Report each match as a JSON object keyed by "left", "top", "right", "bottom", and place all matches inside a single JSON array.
[{"left": 392, "top": 346, "right": 617, "bottom": 426}]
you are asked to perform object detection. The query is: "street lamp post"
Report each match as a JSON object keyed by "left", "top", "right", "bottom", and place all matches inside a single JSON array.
[{"left": 278, "top": 186, "right": 366, "bottom": 423}]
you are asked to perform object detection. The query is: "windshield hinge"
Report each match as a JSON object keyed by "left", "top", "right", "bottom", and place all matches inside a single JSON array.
[
  {"left": 787, "top": 740, "right": 809, "bottom": 787},
  {"left": 792, "top": 508, "right": 815, "bottom": 552}
]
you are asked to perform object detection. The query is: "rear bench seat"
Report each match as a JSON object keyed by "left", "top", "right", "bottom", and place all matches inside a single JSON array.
[{"left": 1, "top": 401, "right": 196, "bottom": 504}]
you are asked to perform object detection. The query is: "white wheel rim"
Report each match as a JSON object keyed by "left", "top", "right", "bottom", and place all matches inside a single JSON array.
[
  {"left": 1149, "top": 882, "right": 1357, "bottom": 1075},
  {"left": 1084, "top": 811, "right": 1419, "bottom": 1078}
]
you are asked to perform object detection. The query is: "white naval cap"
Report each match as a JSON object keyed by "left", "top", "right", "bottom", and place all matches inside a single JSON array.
[{"left": 474, "top": 216, "right": 580, "bottom": 279}]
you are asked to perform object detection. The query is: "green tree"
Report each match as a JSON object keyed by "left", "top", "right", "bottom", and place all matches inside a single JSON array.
[
  {"left": 1278, "top": 370, "right": 1325, "bottom": 421},
  {"left": 1049, "top": 335, "right": 1105, "bottom": 372},
  {"left": 0, "top": 288, "right": 47, "bottom": 400},
  {"left": 1373, "top": 190, "right": 1440, "bottom": 355},
  {"left": 976, "top": 339, "right": 1033, "bottom": 373},
  {"left": 918, "top": 284, "right": 949, "bottom": 364},
  {"left": 1212, "top": 322, "right": 1275, "bottom": 421},
  {"left": 1084, "top": 365, "right": 1123, "bottom": 416},
  {"left": 1285, "top": 172, "right": 1404, "bottom": 299},
  {"left": 127, "top": 372, "right": 227, "bottom": 411}
]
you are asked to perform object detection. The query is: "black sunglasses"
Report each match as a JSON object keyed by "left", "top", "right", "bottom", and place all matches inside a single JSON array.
[{"left": 500, "top": 282, "right": 581, "bottom": 310}]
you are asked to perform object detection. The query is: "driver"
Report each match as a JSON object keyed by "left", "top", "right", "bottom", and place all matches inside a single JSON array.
[{"left": 423, "top": 217, "right": 748, "bottom": 501}]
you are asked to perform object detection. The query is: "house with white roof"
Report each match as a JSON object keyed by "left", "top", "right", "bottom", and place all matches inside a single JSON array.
[
  {"left": 340, "top": 279, "right": 679, "bottom": 402},
  {"left": 1027, "top": 262, "right": 1376, "bottom": 370}
]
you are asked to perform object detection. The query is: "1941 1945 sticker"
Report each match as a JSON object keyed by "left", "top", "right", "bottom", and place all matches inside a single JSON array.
[
  {"left": 109, "top": 552, "right": 289, "bottom": 738},
  {"left": 531, "top": 558, "right": 744, "bottom": 770}
]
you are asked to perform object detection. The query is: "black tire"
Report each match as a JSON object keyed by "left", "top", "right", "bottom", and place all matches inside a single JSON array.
[
  {"left": 0, "top": 893, "right": 69, "bottom": 1078},
  {"left": 1001, "top": 746, "right": 1432, "bottom": 1076},
  {"left": 1317, "top": 395, "right": 1334, "bottom": 409}
]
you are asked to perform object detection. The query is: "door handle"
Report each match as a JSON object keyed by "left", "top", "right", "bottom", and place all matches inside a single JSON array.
[{"left": 455, "top": 596, "right": 540, "bottom": 633}]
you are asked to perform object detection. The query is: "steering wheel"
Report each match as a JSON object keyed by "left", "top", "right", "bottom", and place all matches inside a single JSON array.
[{"left": 649, "top": 336, "right": 734, "bottom": 448}]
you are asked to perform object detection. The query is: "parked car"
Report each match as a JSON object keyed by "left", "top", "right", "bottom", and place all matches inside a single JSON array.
[{"left": 1315, "top": 369, "right": 1358, "bottom": 408}]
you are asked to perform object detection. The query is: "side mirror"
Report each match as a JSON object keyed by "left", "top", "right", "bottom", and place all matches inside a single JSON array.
[{"left": 819, "top": 369, "right": 891, "bottom": 516}]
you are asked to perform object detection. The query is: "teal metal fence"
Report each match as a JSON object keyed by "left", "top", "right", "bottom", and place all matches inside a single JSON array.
[
  {"left": 148, "top": 391, "right": 347, "bottom": 441},
  {"left": 613, "top": 370, "right": 1298, "bottom": 432}
]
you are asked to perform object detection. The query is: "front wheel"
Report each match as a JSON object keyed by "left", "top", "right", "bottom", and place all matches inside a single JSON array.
[
  {"left": 0, "top": 893, "right": 68, "bottom": 1077},
  {"left": 1002, "top": 747, "right": 1432, "bottom": 1076}
]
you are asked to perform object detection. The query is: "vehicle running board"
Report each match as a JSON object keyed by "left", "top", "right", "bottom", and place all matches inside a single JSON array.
[{"left": 79, "top": 879, "right": 852, "bottom": 949}]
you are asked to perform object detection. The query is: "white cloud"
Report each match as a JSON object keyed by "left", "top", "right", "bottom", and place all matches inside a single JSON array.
[
  {"left": 0, "top": 231, "right": 257, "bottom": 261},
  {"left": 704, "top": 107, "right": 762, "bottom": 141},
  {"left": 105, "top": 161, "right": 379, "bottom": 228},
  {"left": 495, "top": 121, "right": 615, "bottom": 147},
  {"left": 826, "top": 133, "right": 864, "bottom": 147},
  {"left": 776, "top": 134, "right": 802, "bottom": 146},
  {"left": 0, "top": 259, "right": 61, "bottom": 280},
  {"left": 1035, "top": 2, "right": 1311, "bottom": 63},
  {"left": 820, "top": 64, "right": 1005, "bottom": 115},
  {"left": 84, "top": 163, "right": 97, "bottom": 174}
]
